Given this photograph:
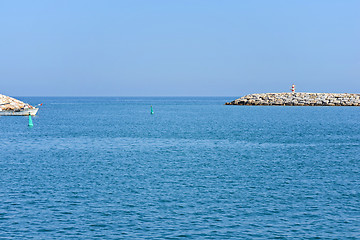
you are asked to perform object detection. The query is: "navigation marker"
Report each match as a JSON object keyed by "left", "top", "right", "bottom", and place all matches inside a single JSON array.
[
  {"left": 28, "top": 113, "right": 33, "bottom": 127},
  {"left": 151, "top": 105, "right": 154, "bottom": 115}
]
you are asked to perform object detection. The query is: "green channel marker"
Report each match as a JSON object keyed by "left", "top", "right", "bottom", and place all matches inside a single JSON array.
[
  {"left": 28, "top": 113, "right": 33, "bottom": 127},
  {"left": 150, "top": 105, "right": 154, "bottom": 115}
]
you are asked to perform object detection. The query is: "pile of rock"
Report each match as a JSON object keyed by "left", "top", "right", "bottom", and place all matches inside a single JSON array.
[
  {"left": 0, "top": 94, "right": 33, "bottom": 111},
  {"left": 226, "top": 93, "right": 360, "bottom": 106}
]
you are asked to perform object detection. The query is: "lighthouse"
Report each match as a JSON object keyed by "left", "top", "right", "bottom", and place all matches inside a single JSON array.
[{"left": 291, "top": 84, "right": 296, "bottom": 93}]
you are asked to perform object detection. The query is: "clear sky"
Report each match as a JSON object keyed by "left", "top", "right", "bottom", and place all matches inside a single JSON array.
[{"left": 0, "top": 0, "right": 359, "bottom": 96}]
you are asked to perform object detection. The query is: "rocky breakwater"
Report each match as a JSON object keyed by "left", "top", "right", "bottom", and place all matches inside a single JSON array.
[
  {"left": 0, "top": 94, "right": 33, "bottom": 111},
  {"left": 226, "top": 93, "right": 360, "bottom": 106}
]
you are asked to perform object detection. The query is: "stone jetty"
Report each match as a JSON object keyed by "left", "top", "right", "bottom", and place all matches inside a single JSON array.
[
  {"left": 0, "top": 94, "right": 33, "bottom": 111},
  {"left": 226, "top": 93, "right": 360, "bottom": 106}
]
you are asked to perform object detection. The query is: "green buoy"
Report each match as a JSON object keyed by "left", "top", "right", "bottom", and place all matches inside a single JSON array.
[
  {"left": 28, "top": 113, "right": 33, "bottom": 127},
  {"left": 150, "top": 105, "right": 154, "bottom": 115}
]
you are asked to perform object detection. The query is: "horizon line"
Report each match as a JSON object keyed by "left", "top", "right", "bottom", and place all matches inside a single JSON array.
[{"left": 12, "top": 95, "right": 240, "bottom": 98}]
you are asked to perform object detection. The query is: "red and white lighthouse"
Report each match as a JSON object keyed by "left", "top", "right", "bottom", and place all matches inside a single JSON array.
[{"left": 291, "top": 84, "right": 296, "bottom": 93}]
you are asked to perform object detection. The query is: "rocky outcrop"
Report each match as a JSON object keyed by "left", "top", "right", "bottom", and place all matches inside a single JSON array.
[
  {"left": 226, "top": 93, "right": 360, "bottom": 106},
  {"left": 0, "top": 94, "right": 33, "bottom": 111}
]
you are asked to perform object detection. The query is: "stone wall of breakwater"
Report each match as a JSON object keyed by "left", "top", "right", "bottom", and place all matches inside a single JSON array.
[
  {"left": 0, "top": 94, "right": 33, "bottom": 111},
  {"left": 226, "top": 93, "right": 360, "bottom": 106}
]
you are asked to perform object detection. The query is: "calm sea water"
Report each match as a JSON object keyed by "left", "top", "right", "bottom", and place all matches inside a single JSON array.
[{"left": 0, "top": 97, "right": 359, "bottom": 239}]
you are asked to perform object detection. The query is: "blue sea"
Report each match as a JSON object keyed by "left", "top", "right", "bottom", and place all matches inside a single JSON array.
[{"left": 1, "top": 97, "right": 359, "bottom": 239}]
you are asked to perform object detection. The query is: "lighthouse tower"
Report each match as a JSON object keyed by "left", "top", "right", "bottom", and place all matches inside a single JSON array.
[{"left": 291, "top": 84, "right": 296, "bottom": 93}]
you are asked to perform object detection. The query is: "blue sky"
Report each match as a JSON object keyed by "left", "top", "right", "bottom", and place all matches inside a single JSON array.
[{"left": 0, "top": 0, "right": 359, "bottom": 96}]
